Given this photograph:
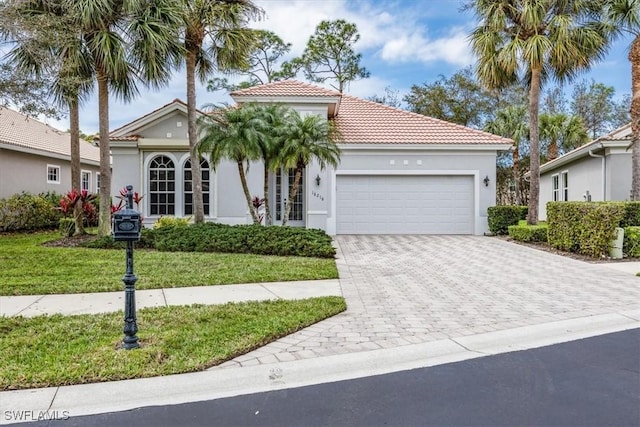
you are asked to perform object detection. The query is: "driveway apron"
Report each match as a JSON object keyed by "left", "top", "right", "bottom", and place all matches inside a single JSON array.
[{"left": 216, "top": 235, "right": 640, "bottom": 368}]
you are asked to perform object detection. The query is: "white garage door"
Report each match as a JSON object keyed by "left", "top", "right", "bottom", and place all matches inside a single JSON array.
[{"left": 336, "top": 175, "right": 474, "bottom": 234}]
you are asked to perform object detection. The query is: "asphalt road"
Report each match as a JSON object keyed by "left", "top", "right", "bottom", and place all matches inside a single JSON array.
[{"left": 25, "top": 328, "right": 640, "bottom": 427}]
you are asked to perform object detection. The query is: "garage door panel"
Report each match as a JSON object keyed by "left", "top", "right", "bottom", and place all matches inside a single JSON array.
[{"left": 336, "top": 175, "right": 474, "bottom": 235}]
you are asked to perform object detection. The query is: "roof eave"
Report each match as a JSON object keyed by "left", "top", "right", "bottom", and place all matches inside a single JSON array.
[{"left": 539, "top": 140, "right": 629, "bottom": 174}]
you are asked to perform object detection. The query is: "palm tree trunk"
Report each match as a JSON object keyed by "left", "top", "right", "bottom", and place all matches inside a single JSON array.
[
  {"left": 283, "top": 166, "right": 302, "bottom": 226},
  {"left": 97, "top": 69, "right": 112, "bottom": 237},
  {"left": 238, "top": 161, "right": 260, "bottom": 224},
  {"left": 527, "top": 67, "right": 541, "bottom": 225},
  {"left": 548, "top": 138, "right": 558, "bottom": 161},
  {"left": 186, "top": 49, "right": 205, "bottom": 223},
  {"left": 513, "top": 145, "right": 520, "bottom": 205},
  {"left": 630, "top": 35, "right": 640, "bottom": 201},
  {"left": 263, "top": 162, "right": 272, "bottom": 225},
  {"left": 69, "top": 98, "right": 85, "bottom": 235}
]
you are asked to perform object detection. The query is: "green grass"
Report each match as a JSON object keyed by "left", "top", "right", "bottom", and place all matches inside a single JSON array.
[
  {"left": 0, "top": 232, "right": 338, "bottom": 296},
  {"left": 0, "top": 297, "right": 346, "bottom": 390}
]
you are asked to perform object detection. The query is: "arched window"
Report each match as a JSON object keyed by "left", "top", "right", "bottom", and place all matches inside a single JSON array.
[
  {"left": 184, "top": 158, "right": 210, "bottom": 215},
  {"left": 149, "top": 156, "right": 175, "bottom": 215}
]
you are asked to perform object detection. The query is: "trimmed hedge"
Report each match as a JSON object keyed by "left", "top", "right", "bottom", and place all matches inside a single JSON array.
[
  {"left": 623, "top": 226, "right": 640, "bottom": 258},
  {"left": 487, "top": 205, "right": 528, "bottom": 235},
  {"left": 0, "top": 193, "right": 61, "bottom": 232},
  {"left": 153, "top": 223, "right": 335, "bottom": 258},
  {"left": 547, "top": 202, "right": 626, "bottom": 257},
  {"left": 508, "top": 222, "right": 548, "bottom": 242},
  {"left": 621, "top": 202, "right": 640, "bottom": 227}
]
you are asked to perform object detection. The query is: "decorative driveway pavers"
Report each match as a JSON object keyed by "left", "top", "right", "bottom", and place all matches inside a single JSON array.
[{"left": 215, "top": 235, "right": 640, "bottom": 369}]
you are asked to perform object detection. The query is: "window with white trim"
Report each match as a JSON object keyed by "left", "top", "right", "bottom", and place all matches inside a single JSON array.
[
  {"left": 47, "top": 165, "right": 60, "bottom": 184},
  {"left": 552, "top": 174, "right": 559, "bottom": 202},
  {"left": 149, "top": 155, "right": 175, "bottom": 215},
  {"left": 561, "top": 171, "right": 569, "bottom": 201},
  {"left": 81, "top": 170, "right": 91, "bottom": 192},
  {"left": 96, "top": 173, "right": 101, "bottom": 193},
  {"left": 184, "top": 158, "right": 210, "bottom": 216}
]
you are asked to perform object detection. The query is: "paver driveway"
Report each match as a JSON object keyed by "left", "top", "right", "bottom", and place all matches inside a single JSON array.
[{"left": 218, "top": 235, "right": 640, "bottom": 368}]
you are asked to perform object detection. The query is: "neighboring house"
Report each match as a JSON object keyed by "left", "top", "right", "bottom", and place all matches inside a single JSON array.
[
  {"left": 109, "top": 80, "right": 512, "bottom": 235},
  {"left": 0, "top": 106, "right": 101, "bottom": 199},
  {"left": 538, "top": 124, "right": 632, "bottom": 220}
]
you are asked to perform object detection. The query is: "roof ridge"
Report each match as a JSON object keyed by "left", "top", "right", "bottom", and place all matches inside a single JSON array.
[{"left": 231, "top": 79, "right": 341, "bottom": 97}]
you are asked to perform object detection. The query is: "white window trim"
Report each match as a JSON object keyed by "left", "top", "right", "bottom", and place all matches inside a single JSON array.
[
  {"left": 551, "top": 174, "right": 560, "bottom": 202},
  {"left": 81, "top": 170, "right": 92, "bottom": 192},
  {"left": 96, "top": 172, "right": 101, "bottom": 193},
  {"left": 47, "top": 164, "right": 60, "bottom": 184},
  {"left": 560, "top": 170, "right": 569, "bottom": 201}
]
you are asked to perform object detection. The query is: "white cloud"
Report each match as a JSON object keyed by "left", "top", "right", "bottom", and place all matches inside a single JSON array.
[{"left": 380, "top": 27, "right": 473, "bottom": 67}]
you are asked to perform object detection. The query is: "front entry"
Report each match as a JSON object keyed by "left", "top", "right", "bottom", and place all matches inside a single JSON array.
[{"left": 275, "top": 168, "right": 305, "bottom": 227}]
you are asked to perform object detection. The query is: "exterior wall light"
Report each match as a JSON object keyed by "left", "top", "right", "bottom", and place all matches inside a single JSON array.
[
  {"left": 315, "top": 174, "right": 321, "bottom": 186},
  {"left": 483, "top": 175, "right": 490, "bottom": 187}
]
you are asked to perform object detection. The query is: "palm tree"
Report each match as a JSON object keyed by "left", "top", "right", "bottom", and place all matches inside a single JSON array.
[
  {"left": 178, "top": 0, "right": 262, "bottom": 224},
  {"left": 4, "top": 0, "right": 94, "bottom": 235},
  {"left": 197, "top": 103, "right": 264, "bottom": 224},
  {"left": 275, "top": 112, "right": 342, "bottom": 225},
  {"left": 469, "top": 0, "right": 608, "bottom": 224},
  {"left": 485, "top": 105, "right": 529, "bottom": 205},
  {"left": 539, "top": 113, "right": 589, "bottom": 160},
  {"left": 604, "top": 0, "right": 640, "bottom": 199},
  {"left": 68, "top": 0, "right": 182, "bottom": 236},
  {"left": 254, "top": 103, "right": 290, "bottom": 225}
]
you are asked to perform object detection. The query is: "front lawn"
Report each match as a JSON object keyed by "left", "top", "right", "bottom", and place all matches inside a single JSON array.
[
  {"left": 0, "top": 297, "right": 347, "bottom": 390},
  {"left": 0, "top": 232, "right": 338, "bottom": 296}
]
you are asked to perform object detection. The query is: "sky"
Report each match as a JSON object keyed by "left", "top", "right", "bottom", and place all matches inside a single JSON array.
[{"left": 44, "top": 0, "right": 633, "bottom": 134}]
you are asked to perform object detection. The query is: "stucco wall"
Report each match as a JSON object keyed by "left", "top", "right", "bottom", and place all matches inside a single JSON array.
[
  {"left": 539, "top": 150, "right": 632, "bottom": 220},
  {"left": 0, "top": 148, "right": 100, "bottom": 199},
  {"left": 137, "top": 111, "right": 189, "bottom": 140}
]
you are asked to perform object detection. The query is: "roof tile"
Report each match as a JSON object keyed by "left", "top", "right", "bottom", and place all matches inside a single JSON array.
[
  {"left": 0, "top": 106, "right": 100, "bottom": 162},
  {"left": 231, "top": 80, "right": 341, "bottom": 98}
]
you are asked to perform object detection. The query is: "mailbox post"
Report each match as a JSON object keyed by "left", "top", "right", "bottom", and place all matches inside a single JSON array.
[{"left": 112, "top": 185, "right": 142, "bottom": 350}]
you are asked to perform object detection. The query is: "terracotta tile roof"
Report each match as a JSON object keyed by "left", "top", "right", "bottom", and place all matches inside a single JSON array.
[
  {"left": 110, "top": 135, "right": 139, "bottom": 141},
  {"left": 0, "top": 106, "right": 100, "bottom": 162},
  {"left": 335, "top": 95, "right": 513, "bottom": 145},
  {"left": 231, "top": 80, "right": 341, "bottom": 98}
]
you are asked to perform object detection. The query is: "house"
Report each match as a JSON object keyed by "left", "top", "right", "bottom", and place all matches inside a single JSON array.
[
  {"left": 109, "top": 80, "right": 512, "bottom": 235},
  {"left": 0, "top": 106, "right": 101, "bottom": 199},
  {"left": 538, "top": 124, "right": 632, "bottom": 220}
]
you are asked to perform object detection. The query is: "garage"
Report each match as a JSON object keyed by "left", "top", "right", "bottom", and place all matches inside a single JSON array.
[{"left": 336, "top": 175, "right": 474, "bottom": 235}]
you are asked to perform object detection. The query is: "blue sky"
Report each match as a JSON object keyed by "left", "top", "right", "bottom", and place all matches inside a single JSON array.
[{"left": 49, "top": 0, "right": 633, "bottom": 134}]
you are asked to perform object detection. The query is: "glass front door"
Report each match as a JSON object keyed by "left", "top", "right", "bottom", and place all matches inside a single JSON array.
[{"left": 275, "top": 168, "right": 304, "bottom": 226}]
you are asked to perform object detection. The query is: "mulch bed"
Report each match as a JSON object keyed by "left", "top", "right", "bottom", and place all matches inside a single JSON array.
[
  {"left": 497, "top": 235, "right": 639, "bottom": 264},
  {"left": 42, "top": 234, "right": 99, "bottom": 248}
]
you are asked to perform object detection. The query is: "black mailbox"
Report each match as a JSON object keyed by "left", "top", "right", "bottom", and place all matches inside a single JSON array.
[
  {"left": 113, "top": 185, "right": 142, "bottom": 242},
  {"left": 113, "top": 209, "right": 141, "bottom": 241}
]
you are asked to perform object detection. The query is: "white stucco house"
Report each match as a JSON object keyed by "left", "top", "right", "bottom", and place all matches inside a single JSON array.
[
  {"left": 109, "top": 80, "right": 512, "bottom": 235},
  {"left": 538, "top": 124, "right": 633, "bottom": 220},
  {"left": 0, "top": 106, "right": 101, "bottom": 199}
]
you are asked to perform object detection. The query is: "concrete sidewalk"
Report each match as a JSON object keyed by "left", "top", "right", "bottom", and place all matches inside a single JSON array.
[{"left": 0, "top": 279, "right": 342, "bottom": 318}]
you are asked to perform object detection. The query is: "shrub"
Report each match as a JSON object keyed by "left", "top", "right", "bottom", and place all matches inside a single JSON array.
[
  {"left": 508, "top": 222, "right": 548, "bottom": 242},
  {"left": 487, "top": 205, "right": 528, "bottom": 235},
  {"left": 623, "top": 226, "right": 640, "bottom": 258},
  {"left": 154, "top": 223, "right": 335, "bottom": 258},
  {"left": 59, "top": 218, "right": 75, "bottom": 237},
  {"left": 0, "top": 193, "right": 61, "bottom": 232},
  {"left": 153, "top": 216, "right": 191, "bottom": 229},
  {"left": 621, "top": 202, "right": 640, "bottom": 227},
  {"left": 81, "top": 228, "right": 156, "bottom": 249},
  {"left": 547, "top": 202, "right": 626, "bottom": 257}
]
